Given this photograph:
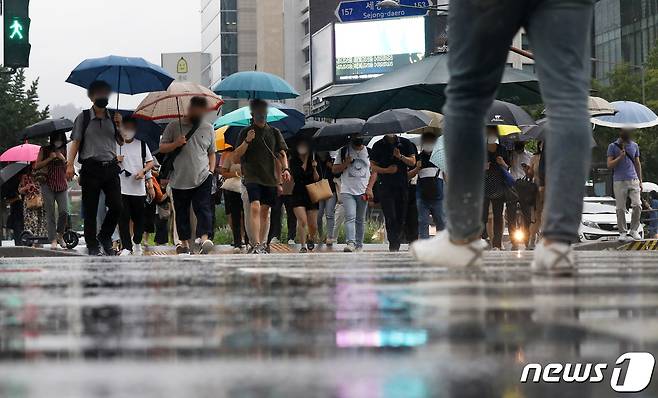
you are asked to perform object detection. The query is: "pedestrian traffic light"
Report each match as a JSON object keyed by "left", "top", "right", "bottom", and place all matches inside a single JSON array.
[{"left": 3, "top": 0, "right": 31, "bottom": 68}]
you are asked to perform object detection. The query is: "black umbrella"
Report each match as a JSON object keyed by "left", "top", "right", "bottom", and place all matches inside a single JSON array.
[
  {"left": 523, "top": 118, "right": 547, "bottom": 140},
  {"left": 316, "top": 53, "right": 541, "bottom": 119},
  {"left": 18, "top": 118, "right": 74, "bottom": 141},
  {"left": 362, "top": 108, "right": 433, "bottom": 137},
  {"left": 523, "top": 118, "right": 597, "bottom": 147},
  {"left": 313, "top": 119, "right": 365, "bottom": 151},
  {"left": 0, "top": 162, "right": 29, "bottom": 184},
  {"left": 487, "top": 100, "right": 536, "bottom": 128}
]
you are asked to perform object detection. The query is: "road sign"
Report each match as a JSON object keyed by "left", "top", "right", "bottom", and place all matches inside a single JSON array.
[{"left": 335, "top": 0, "right": 431, "bottom": 23}]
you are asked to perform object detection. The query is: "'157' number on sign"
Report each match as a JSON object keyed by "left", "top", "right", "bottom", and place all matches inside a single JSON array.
[{"left": 340, "top": 7, "right": 353, "bottom": 16}]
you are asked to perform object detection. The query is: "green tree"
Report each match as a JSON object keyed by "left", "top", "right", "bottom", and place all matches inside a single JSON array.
[
  {"left": 0, "top": 67, "right": 49, "bottom": 152},
  {"left": 593, "top": 41, "right": 658, "bottom": 183}
]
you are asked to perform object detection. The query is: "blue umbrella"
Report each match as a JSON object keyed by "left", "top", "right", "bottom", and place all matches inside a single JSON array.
[
  {"left": 66, "top": 55, "right": 175, "bottom": 108},
  {"left": 269, "top": 102, "right": 306, "bottom": 138},
  {"left": 592, "top": 101, "right": 658, "bottom": 129},
  {"left": 213, "top": 71, "right": 299, "bottom": 100},
  {"left": 214, "top": 106, "right": 288, "bottom": 129}
]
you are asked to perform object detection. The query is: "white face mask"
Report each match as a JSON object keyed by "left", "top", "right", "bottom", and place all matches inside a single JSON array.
[
  {"left": 53, "top": 140, "right": 64, "bottom": 148},
  {"left": 422, "top": 143, "right": 435, "bottom": 153},
  {"left": 297, "top": 146, "right": 309, "bottom": 155},
  {"left": 487, "top": 135, "right": 499, "bottom": 145},
  {"left": 122, "top": 130, "right": 136, "bottom": 141}
]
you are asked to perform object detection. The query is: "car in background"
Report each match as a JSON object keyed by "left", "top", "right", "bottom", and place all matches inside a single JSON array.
[{"left": 579, "top": 197, "right": 643, "bottom": 242}]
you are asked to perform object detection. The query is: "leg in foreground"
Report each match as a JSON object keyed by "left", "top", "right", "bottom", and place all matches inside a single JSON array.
[
  {"left": 411, "top": 0, "right": 523, "bottom": 267},
  {"left": 528, "top": 0, "right": 594, "bottom": 275}
]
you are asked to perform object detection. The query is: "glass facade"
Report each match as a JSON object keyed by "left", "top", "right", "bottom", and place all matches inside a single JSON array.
[
  {"left": 594, "top": 0, "right": 658, "bottom": 80},
  {"left": 201, "top": 0, "right": 240, "bottom": 112}
]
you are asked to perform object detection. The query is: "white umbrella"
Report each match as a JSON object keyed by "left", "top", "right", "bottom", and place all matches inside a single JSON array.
[{"left": 592, "top": 101, "right": 658, "bottom": 129}]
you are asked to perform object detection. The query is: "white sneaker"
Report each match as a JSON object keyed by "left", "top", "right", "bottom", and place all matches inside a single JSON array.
[
  {"left": 410, "top": 232, "right": 488, "bottom": 268},
  {"left": 629, "top": 230, "right": 642, "bottom": 241},
  {"left": 618, "top": 232, "right": 632, "bottom": 242},
  {"left": 343, "top": 242, "right": 356, "bottom": 253},
  {"left": 270, "top": 237, "right": 280, "bottom": 245},
  {"left": 133, "top": 244, "right": 143, "bottom": 256},
  {"left": 287, "top": 239, "right": 296, "bottom": 245},
  {"left": 531, "top": 241, "right": 575, "bottom": 277},
  {"left": 118, "top": 249, "right": 132, "bottom": 256},
  {"left": 199, "top": 239, "right": 214, "bottom": 255},
  {"left": 233, "top": 246, "right": 242, "bottom": 254}
]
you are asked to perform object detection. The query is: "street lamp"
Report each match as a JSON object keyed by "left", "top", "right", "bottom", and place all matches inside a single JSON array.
[{"left": 377, "top": 0, "right": 449, "bottom": 11}]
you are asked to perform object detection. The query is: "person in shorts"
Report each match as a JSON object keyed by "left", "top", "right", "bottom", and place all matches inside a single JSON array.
[{"left": 233, "top": 100, "right": 290, "bottom": 254}]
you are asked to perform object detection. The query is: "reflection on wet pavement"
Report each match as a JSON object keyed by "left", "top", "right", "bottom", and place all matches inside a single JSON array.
[{"left": 0, "top": 251, "right": 657, "bottom": 397}]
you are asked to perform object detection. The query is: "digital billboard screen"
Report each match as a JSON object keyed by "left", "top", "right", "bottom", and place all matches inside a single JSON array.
[{"left": 334, "top": 17, "right": 426, "bottom": 82}]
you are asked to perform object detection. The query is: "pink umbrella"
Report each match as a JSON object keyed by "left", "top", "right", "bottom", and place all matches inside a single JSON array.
[{"left": 0, "top": 143, "right": 41, "bottom": 162}]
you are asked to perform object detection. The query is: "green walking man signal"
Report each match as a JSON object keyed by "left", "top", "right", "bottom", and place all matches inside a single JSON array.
[
  {"left": 9, "top": 19, "right": 24, "bottom": 40},
  {"left": 3, "top": 0, "right": 31, "bottom": 68}
]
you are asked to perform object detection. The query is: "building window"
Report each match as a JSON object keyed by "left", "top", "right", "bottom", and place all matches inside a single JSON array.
[
  {"left": 303, "top": 75, "right": 310, "bottom": 91},
  {"left": 303, "top": 19, "right": 310, "bottom": 36},
  {"left": 221, "top": 56, "right": 238, "bottom": 79},
  {"left": 303, "top": 47, "right": 310, "bottom": 63},
  {"left": 522, "top": 63, "right": 535, "bottom": 73},
  {"left": 521, "top": 33, "right": 531, "bottom": 51},
  {"left": 220, "top": 0, "right": 237, "bottom": 10},
  {"left": 221, "top": 11, "right": 237, "bottom": 32},
  {"left": 221, "top": 33, "right": 238, "bottom": 54}
]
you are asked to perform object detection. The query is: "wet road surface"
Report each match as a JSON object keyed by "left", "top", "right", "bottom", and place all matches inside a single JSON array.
[{"left": 0, "top": 251, "right": 657, "bottom": 398}]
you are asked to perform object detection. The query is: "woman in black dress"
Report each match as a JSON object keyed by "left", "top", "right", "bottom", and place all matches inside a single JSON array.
[
  {"left": 290, "top": 139, "right": 320, "bottom": 253},
  {"left": 483, "top": 126, "right": 511, "bottom": 249}
]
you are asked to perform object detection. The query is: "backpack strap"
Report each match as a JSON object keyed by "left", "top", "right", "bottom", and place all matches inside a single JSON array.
[
  {"left": 80, "top": 109, "right": 91, "bottom": 156},
  {"left": 79, "top": 109, "right": 122, "bottom": 157},
  {"left": 141, "top": 140, "right": 147, "bottom": 166}
]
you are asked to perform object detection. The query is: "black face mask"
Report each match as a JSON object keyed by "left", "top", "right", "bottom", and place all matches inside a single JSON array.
[
  {"left": 351, "top": 138, "right": 364, "bottom": 147},
  {"left": 189, "top": 116, "right": 202, "bottom": 125},
  {"left": 94, "top": 97, "right": 109, "bottom": 109},
  {"left": 620, "top": 132, "right": 631, "bottom": 141}
]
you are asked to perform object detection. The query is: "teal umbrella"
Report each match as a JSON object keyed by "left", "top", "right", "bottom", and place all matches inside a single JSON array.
[
  {"left": 316, "top": 53, "right": 541, "bottom": 119},
  {"left": 213, "top": 71, "right": 299, "bottom": 100},
  {"left": 213, "top": 106, "right": 288, "bottom": 128}
]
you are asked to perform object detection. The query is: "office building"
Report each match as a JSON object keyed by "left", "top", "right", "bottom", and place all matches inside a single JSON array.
[
  {"left": 202, "top": 0, "right": 286, "bottom": 112},
  {"left": 594, "top": 0, "right": 658, "bottom": 80}
]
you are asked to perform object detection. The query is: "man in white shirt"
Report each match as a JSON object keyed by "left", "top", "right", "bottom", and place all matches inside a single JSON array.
[
  {"left": 332, "top": 134, "right": 377, "bottom": 252},
  {"left": 116, "top": 116, "right": 153, "bottom": 255}
]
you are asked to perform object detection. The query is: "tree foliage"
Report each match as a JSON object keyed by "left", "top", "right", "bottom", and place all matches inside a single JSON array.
[
  {"left": 0, "top": 67, "right": 49, "bottom": 152},
  {"left": 593, "top": 41, "right": 658, "bottom": 183}
]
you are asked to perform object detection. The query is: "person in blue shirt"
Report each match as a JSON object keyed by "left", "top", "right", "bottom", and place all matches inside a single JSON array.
[{"left": 607, "top": 129, "right": 643, "bottom": 241}]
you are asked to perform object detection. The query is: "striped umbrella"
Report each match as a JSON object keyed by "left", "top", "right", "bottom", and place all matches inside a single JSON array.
[{"left": 134, "top": 81, "right": 224, "bottom": 121}]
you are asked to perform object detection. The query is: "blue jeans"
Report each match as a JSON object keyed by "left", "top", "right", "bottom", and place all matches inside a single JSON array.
[
  {"left": 318, "top": 192, "right": 338, "bottom": 241},
  {"left": 417, "top": 186, "right": 445, "bottom": 240},
  {"left": 341, "top": 193, "right": 368, "bottom": 247},
  {"left": 444, "top": 0, "right": 593, "bottom": 243}
]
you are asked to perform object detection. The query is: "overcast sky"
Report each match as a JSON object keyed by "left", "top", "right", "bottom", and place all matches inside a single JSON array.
[{"left": 24, "top": 0, "right": 201, "bottom": 111}]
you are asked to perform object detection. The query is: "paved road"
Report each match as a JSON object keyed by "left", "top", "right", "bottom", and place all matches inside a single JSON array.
[{"left": 0, "top": 251, "right": 657, "bottom": 398}]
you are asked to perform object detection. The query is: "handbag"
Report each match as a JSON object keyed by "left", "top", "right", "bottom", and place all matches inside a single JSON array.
[
  {"left": 305, "top": 153, "right": 333, "bottom": 203},
  {"left": 26, "top": 194, "right": 44, "bottom": 209},
  {"left": 306, "top": 179, "right": 333, "bottom": 203},
  {"left": 220, "top": 177, "right": 242, "bottom": 193}
]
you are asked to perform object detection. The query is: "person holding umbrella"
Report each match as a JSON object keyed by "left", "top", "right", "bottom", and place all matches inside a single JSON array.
[
  {"left": 233, "top": 99, "right": 291, "bottom": 254},
  {"left": 34, "top": 131, "right": 69, "bottom": 250},
  {"left": 67, "top": 80, "right": 123, "bottom": 256},
  {"left": 411, "top": 0, "right": 594, "bottom": 275},
  {"left": 159, "top": 97, "right": 217, "bottom": 255}
]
